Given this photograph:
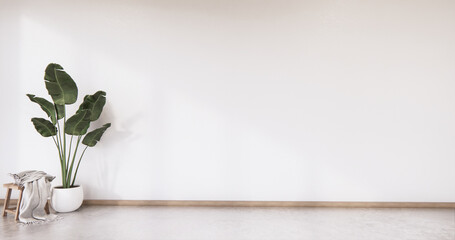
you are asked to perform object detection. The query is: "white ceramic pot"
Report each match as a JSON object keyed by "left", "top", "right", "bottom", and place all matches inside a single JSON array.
[{"left": 51, "top": 185, "right": 84, "bottom": 212}]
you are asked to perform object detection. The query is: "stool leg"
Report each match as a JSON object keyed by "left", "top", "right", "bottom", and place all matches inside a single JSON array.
[
  {"left": 14, "top": 188, "right": 23, "bottom": 222},
  {"left": 3, "top": 188, "right": 12, "bottom": 217},
  {"left": 44, "top": 200, "right": 50, "bottom": 214}
]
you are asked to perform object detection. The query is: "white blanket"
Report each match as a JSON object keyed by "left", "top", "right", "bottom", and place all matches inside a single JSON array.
[{"left": 10, "top": 170, "right": 57, "bottom": 224}]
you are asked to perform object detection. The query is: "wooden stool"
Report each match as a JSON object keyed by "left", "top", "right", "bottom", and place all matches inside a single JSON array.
[{"left": 2, "top": 183, "right": 50, "bottom": 222}]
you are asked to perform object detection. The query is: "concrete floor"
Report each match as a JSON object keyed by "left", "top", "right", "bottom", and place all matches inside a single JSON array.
[{"left": 1, "top": 206, "right": 454, "bottom": 240}]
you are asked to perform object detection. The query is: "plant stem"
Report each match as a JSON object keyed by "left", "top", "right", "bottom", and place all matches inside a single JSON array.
[
  {"left": 51, "top": 136, "right": 59, "bottom": 150},
  {"left": 71, "top": 145, "right": 88, "bottom": 187},
  {"left": 62, "top": 105, "right": 67, "bottom": 187},
  {"left": 52, "top": 135, "right": 65, "bottom": 186},
  {"left": 67, "top": 135, "right": 73, "bottom": 173},
  {"left": 56, "top": 119, "right": 67, "bottom": 187},
  {"left": 67, "top": 135, "right": 81, "bottom": 187}
]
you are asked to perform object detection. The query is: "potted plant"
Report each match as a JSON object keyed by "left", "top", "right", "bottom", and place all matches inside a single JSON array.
[{"left": 27, "top": 63, "right": 111, "bottom": 212}]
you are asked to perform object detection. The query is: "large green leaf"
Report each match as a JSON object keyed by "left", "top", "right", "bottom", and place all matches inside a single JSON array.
[
  {"left": 44, "top": 63, "right": 78, "bottom": 105},
  {"left": 64, "top": 109, "right": 91, "bottom": 135},
  {"left": 77, "top": 91, "right": 106, "bottom": 121},
  {"left": 55, "top": 104, "right": 65, "bottom": 120},
  {"left": 26, "top": 94, "right": 57, "bottom": 124},
  {"left": 82, "top": 123, "right": 111, "bottom": 147},
  {"left": 31, "top": 118, "right": 57, "bottom": 137}
]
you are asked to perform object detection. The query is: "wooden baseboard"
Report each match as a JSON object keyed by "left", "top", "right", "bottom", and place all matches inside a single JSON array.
[
  {"left": 2, "top": 199, "right": 454, "bottom": 208},
  {"left": 82, "top": 200, "right": 455, "bottom": 208}
]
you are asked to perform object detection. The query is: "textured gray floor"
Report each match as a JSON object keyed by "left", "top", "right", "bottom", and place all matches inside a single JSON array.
[{"left": 1, "top": 206, "right": 454, "bottom": 240}]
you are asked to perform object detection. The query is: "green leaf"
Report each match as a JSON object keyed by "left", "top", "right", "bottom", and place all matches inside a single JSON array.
[
  {"left": 82, "top": 123, "right": 111, "bottom": 147},
  {"left": 65, "top": 109, "right": 91, "bottom": 135},
  {"left": 77, "top": 91, "right": 106, "bottom": 121},
  {"left": 55, "top": 104, "right": 65, "bottom": 120},
  {"left": 44, "top": 63, "right": 78, "bottom": 105},
  {"left": 26, "top": 94, "right": 57, "bottom": 125},
  {"left": 31, "top": 118, "right": 57, "bottom": 137}
]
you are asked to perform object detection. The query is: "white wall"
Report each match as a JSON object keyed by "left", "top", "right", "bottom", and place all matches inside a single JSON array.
[{"left": 1, "top": 0, "right": 455, "bottom": 202}]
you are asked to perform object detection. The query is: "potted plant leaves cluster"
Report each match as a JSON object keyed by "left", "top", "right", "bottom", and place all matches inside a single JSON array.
[{"left": 27, "top": 63, "right": 111, "bottom": 212}]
